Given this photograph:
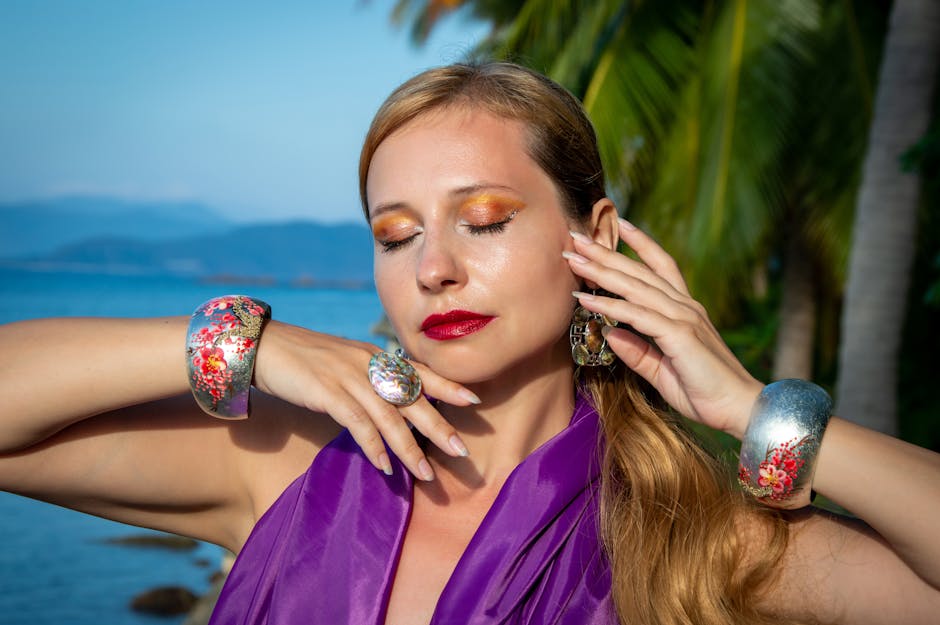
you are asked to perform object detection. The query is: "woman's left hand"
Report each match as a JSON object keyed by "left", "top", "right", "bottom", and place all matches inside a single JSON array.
[{"left": 566, "top": 219, "right": 763, "bottom": 439}]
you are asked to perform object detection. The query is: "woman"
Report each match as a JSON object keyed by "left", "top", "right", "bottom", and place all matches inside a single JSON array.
[{"left": 1, "top": 62, "right": 938, "bottom": 625}]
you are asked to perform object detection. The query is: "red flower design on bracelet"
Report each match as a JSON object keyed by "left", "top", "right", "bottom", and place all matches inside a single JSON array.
[
  {"left": 192, "top": 345, "right": 233, "bottom": 402},
  {"left": 187, "top": 296, "right": 268, "bottom": 412},
  {"left": 737, "top": 436, "right": 812, "bottom": 502}
]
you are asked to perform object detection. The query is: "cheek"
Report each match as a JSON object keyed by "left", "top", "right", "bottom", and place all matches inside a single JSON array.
[
  {"left": 509, "top": 237, "right": 580, "bottom": 321},
  {"left": 374, "top": 254, "right": 409, "bottom": 327}
]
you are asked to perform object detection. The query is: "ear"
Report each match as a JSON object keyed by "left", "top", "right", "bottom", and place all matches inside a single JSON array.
[
  {"left": 576, "top": 198, "right": 619, "bottom": 292},
  {"left": 588, "top": 197, "right": 619, "bottom": 251}
]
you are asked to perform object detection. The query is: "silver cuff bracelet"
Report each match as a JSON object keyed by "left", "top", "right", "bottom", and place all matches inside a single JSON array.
[{"left": 737, "top": 379, "right": 832, "bottom": 509}]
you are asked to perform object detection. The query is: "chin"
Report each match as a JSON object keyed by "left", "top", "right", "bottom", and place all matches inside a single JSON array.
[
  {"left": 415, "top": 335, "right": 572, "bottom": 389},
  {"left": 416, "top": 351, "right": 499, "bottom": 385}
]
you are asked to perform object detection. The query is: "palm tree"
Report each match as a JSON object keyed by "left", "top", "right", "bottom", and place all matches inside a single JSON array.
[
  {"left": 770, "top": 0, "right": 883, "bottom": 380},
  {"left": 833, "top": 0, "right": 940, "bottom": 434}
]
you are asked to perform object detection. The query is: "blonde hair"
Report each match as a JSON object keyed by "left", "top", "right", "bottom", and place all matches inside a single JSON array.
[{"left": 359, "top": 61, "right": 792, "bottom": 625}]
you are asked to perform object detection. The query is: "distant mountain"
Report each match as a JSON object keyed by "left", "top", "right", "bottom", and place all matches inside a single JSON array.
[
  {"left": 11, "top": 221, "right": 374, "bottom": 285},
  {"left": 0, "top": 196, "right": 233, "bottom": 257}
]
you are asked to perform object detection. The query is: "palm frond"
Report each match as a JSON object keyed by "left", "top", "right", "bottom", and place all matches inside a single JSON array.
[
  {"left": 632, "top": 0, "right": 819, "bottom": 320},
  {"left": 582, "top": 1, "right": 700, "bottom": 207},
  {"left": 785, "top": 0, "right": 886, "bottom": 290}
]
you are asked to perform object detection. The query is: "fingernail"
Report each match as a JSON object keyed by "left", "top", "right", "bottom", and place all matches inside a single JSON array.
[
  {"left": 572, "top": 290, "right": 596, "bottom": 301},
  {"left": 562, "top": 250, "right": 589, "bottom": 264},
  {"left": 601, "top": 325, "right": 612, "bottom": 338},
  {"left": 449, "top": 434, "right": 470, "bottom": 457},
  {"left": 618, "top": 218, "right": 637, "bottom": 231},
  {"left": 379, "top": 452, "right": 393, "bottom": 476},
  {"left": 569, "top": 230, "right": 593, "bottom": 244},
  {"left": 418, "top": 458, "right": 435, "bottom": 481},
  {"left": 458, "top": 388, "right": 481, "bottom": 404}
]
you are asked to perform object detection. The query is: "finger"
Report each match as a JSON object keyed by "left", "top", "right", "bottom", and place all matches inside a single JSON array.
[
  {"left": 326, "top": 389, "right": 399, "bottom": 475},
  {"left": 615, "top": 219, "right": 692, "bottom": 297},
  {"left": 349, "top": 386, "right": 439, "bottom": 481},
  {"left": 567, "top": 236, "right": 741, "bottom": 372},
  {"left": 574, "top": 293, "right": 703, "bottom": 418},
  {"left": 409, "top": 361, "right": 481, "bottom": 407},
  {"left": 565, "top": 251, "right": 699, "bottom": 325},
  {"left": 602, "top": 326, "right": 668, "bottom": 388},
  {"left": 568, "top": 230, "right": 686, "bottom": 302},
  {"left": 575, "top": 290, "right": 745, "bottom": 382},
  {"left": 399, "top": 359, "right": 473, "bottom": 456},
  {"left": 400, "top": 397, "right": 470, "bottom": 458},
  {"left": 572, "top": 290, "right": 692, "bottom": 357}
]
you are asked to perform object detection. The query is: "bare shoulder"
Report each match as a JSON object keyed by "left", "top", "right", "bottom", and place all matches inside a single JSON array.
[
  {"left": 227, "top": 391, "right": 345, "bottom": 547},
  {"left": 740, "top": 505, "right": 940, "bottom": 624},
  {"left": 0, "top": 390, "right": 343, "bottom": 554}
]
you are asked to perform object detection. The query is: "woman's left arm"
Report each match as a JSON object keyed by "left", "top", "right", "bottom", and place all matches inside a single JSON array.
[
  {"left": 811, "top": 416, "right": 940, "bottom": 588},
  {"left": 566, "top": 218, "right": 940, "bottom": 620},
  {"left": 771, "top": 421, "right": 940, "bottom": 623}
]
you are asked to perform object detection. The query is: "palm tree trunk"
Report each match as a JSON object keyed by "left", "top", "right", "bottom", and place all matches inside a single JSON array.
[
  {"left": 834, "top": 0, "right": 940, "bottom": 434},
  {"left": 773, "top": 233, "right": 816, "bottom": 381}
]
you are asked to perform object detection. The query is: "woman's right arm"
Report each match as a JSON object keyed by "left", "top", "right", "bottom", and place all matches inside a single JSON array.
[
  {"left": 0, "top": 316, "right": 473, "bottom": 551},
  {"left": 0, "top": 316, "right": 321, "bottom": 552},
  {"left": 0, "top": 317, "right": 191, "bottom": 450}
]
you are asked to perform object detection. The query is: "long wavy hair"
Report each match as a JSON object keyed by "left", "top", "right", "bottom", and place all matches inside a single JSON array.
[{"left": 358, "top": 61, "right": 791, "bottom": 625}]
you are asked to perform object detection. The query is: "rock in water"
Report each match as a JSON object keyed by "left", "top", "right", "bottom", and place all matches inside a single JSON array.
[{"left": 131, "top": 586, "right": 198, "bottom": 615}]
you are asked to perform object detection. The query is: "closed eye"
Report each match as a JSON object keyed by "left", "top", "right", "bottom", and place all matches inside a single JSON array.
[
  {"left": 378, "top": 234, "right": 418, "bottom": 253},
  {"left": 465, "top": 211, "right": 517, "bottom": 235},
  {"left": 379, "top": 210, "right": 517, "bottom": 252}
]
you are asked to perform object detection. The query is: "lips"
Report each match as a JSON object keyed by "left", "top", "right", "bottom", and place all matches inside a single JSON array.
[{"left": 421, "top": 310, "right": 495, "bottom": 340}]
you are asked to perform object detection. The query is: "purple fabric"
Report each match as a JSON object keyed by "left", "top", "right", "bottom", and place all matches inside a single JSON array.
[{"left": 209, "top": 396, "right": 615, "bottom": 624}]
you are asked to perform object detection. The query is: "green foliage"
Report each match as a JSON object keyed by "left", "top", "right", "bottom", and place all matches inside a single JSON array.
[
  {"left": 391, "top": 0, "right": 525, "bottom": 45},
  {"left": 391, "top": 1, "right": 939, "bottom": 449},
  {"left": 636, "top": 0, "right": 818, "bottom": 321}
]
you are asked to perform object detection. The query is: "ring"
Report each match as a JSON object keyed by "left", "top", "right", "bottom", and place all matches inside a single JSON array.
[{"left": 368, "top": 349, "right": 422, "bottom": 406}]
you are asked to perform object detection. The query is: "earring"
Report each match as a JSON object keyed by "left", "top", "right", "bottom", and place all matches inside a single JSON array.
[{"left": 569, "top": 296, "right": 617, "bottom": 366}]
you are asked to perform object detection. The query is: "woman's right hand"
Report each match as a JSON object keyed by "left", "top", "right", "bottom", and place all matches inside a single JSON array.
[{"left": 253, "top": 321, "right": 476, "bottom": 481}]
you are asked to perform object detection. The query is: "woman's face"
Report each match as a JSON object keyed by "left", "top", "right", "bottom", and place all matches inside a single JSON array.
[{"left": 366, "top": 106, "right": 585, "bottom": 385}]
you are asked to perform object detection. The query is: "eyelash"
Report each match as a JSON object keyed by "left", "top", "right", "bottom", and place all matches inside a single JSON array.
[
  {"left": 379, "top": 211, "right": 517, "bottom": 253},
  {"left": 379, "top": 237, "right": 414, "bottom": 253},
  {"left": 467, "top": 218, "right": 510, "bottom": 235}
]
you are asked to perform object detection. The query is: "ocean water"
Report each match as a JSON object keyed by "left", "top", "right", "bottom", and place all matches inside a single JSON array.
[{"left": 0, "top": 268, "right": 385, "bottom": 625}]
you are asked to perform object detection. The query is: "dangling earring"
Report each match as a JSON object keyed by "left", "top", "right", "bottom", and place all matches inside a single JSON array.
[{"left": 569, "top": 294, "right": 617, "bottom": 366}]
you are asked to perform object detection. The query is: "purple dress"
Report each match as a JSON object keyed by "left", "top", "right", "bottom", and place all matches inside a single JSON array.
[{"left": 208, "top": 396, "right": 615, "bottom": 624}]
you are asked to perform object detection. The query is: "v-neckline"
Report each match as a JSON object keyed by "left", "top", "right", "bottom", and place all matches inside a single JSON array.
[{"left": 379, "top": 396, "right": 602, "bottom": 625}]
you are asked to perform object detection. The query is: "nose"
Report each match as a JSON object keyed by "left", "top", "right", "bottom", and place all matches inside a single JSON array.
[{"left": 415, "top": 228, "right": 464, "bottom": 293}]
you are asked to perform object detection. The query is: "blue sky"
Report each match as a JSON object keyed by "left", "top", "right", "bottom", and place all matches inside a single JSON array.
[{"left": 0, "top": 2, "right": 487, "bottom": 222}]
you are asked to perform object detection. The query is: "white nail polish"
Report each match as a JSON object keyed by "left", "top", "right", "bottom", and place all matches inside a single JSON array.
[
  {"left": 379, "top": 452, "right": 393, "bottom": 476},
  {"left": 569, "top": 230, "right": 593, "bottom": 244},
  {"left": 418, "top": 458, "right": 435, "bottom": 481},
  {"left": 458, "top": 388, "right": 481, "bottom": 404},
  {"left": 449, "top": 434, "right": 470, "bottom": 457}
]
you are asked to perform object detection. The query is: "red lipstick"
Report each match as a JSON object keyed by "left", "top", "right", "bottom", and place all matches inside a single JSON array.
[{"left": 421, "top": 310, "right": 495, "bottom": 340}]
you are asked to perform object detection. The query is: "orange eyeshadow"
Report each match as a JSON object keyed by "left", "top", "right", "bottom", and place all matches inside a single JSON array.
[
  {"left": 458, "top": 194, "right": 525, "bottom": 224},
  {"left": 371, "top": 214, "right": 417, "bottom": 239}
]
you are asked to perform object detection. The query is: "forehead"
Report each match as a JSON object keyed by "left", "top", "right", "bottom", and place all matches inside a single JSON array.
[{"left": 365, "top": 108, "right": 549, "bottom": 209}]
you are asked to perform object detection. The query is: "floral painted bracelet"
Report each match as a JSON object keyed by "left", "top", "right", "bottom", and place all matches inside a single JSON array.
[
  {"left": 186, "top": 295, "right": 271, "bottom": 419},
  {"left": 737, "top": 379, "right": 833, "bottom": 509}
]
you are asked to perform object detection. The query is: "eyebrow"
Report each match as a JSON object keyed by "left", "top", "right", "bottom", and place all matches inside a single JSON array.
[{"left": 369, "top": 182, "right": 520, "bottom": 220}]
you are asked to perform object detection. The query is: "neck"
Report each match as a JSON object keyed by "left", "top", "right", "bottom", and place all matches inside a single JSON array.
[{"left": 427, "top": 341, "right": 577, "bottom": 494}]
